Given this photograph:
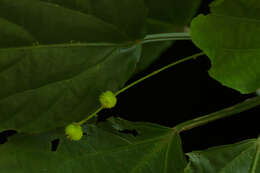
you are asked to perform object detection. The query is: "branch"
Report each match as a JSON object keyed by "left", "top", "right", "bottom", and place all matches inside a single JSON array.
[{"left": 175, "top": 96, "right": 260, "bottom": 132}]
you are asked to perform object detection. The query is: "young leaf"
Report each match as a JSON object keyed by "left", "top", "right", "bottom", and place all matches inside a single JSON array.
[
  {"left": 0, "top": 117, "right": 187, "bottom": 173},
  {"left": 0, "top": 44, "right": 141, "bottom": 133},
  {"left": 185, "top": 136, "right": 260, "bottom": 173},
  {"left": 191, "top": 0, "right": 260, "bottom": 94}
]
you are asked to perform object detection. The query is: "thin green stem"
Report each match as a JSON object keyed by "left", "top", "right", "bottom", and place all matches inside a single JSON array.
[
  {"left": 175, "top": 96, "right": 260, "bottom": 133},
  {"left": 77, "top": 106, "right": 103, "bottom": 125},
  {"left": 141, "top": 32, "right": 191, "bottom": 44},
  {"left": 75, "top": 32, "right": 200, "bottom": 125},
  {"left": 116, "top": 52, "right": 204, "bottom": 96},
  {"left": 77, "top": 52, "right": 204, "bottom": 125}
]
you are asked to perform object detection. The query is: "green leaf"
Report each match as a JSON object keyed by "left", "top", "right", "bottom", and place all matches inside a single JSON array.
[
  {"left": 191, "top": 0, "right": 260, "bottom": 94},
  {"left": 42, "top": 0, "right": 148, "bottom": 41},
  {"left": 0, "top": 44, "right": 141, "bottom": 133},
  {"left": 185, "top": 136, "right": 260, "bottom": 173},
  {"left": 145, "top": 0, "right": 201, "bottom": 27},
  {"left": 136, "top": 0, "right": 201, "bottom": 72},
  {"left": 0, "top": 0, "right": 147, "bottom": 44},
  {"left": 0, "top": 0, "right": 147, "bottom": 133},
  {"left": 0, "top": 117, "right": 187, "bottom": 173}
]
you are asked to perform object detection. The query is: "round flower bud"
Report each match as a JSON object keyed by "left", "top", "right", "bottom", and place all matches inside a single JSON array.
[
  {"left": 99, "top": 91, "right": 117, "bottom": 108},
  {"left": 65, "top": 123, "right": 83, "bottom": 141}
]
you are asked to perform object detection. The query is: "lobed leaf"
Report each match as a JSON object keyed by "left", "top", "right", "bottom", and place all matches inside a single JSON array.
[{"left": 191, "top": 0, "right": 260, "bottom": 93}]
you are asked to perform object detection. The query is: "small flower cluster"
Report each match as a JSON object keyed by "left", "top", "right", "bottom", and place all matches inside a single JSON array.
[{"left": 65, "top": 91, "right": 117, "bottom": 141}]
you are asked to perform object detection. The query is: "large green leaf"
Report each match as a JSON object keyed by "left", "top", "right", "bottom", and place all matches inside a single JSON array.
[
  {"left": 0, "top": 44, "right": 141, "bottom": 133},
  {"left": 0, "top": 117, "right": 187, "bottom": 173},
  {"left": 185, "top": 136, "right": 260, "bottom": 173},
  {"left": 191, "top": 0, "right": 260, "bottom": 94},
  {"left": 136, "top": 0, "right": 201, "bottom": 73},
  {"left": 0, "top": 0, "right": 147, "bottom": 133}
]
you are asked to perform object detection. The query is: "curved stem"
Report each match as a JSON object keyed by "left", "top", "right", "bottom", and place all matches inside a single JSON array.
[
  {"left": 77, "top": 52, "right": 204, "bottom": 125},
  {"left": 142, "top": 32, "right": 191, "bottom": 44},
  {"left": 77, "top": 106, "right": 103, "bottom": 125},
  {"left": 175, "top": 96, "right": 260, "bottom": 133},
  {"left": 116, "top": 52, "right": 204, "bottom": 95},
  {"left": 74, "top": 33, "right": 201, "bottom": 125}
]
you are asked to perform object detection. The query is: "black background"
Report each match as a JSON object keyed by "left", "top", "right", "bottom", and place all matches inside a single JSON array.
[
  {"left": 1, "top": 0, "right": 260, "bottom": 153},
  {"left": 101, "top": 0, "right": 260, "bottom": 152}
]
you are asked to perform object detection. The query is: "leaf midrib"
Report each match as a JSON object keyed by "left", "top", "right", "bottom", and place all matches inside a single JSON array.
[
  {"left": 0, "top": 42, "right": 121, "bottom": 52},
  {"left": 218, "top": 143, "right": 256, "bottom": 173}
]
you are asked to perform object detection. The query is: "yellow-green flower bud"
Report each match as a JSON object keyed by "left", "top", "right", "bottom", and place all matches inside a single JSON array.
[
  {"left": 99, "top": 91, "right": 117, "bottom": 108},
  {"left": 65, "top": 123, "right": 83, "bottom": 141}
]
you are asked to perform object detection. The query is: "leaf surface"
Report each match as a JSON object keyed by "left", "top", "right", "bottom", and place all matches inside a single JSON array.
[
  {"left": 191, "top": 0, "right": 260, "bottom": 93},
  {"left": 0, "top": 44, "right": 141, "bottom": 133},
  {"left": 185, "top": 136, "right": 260, "bottom": 173},
  {"left": 40, "top": 0, "right": 148, "bottom": 41},
  {"left": 0, "top": 0, "right": 147, "bottom": 133},
  {"left": 0, "top": 117, "right": 187, "bottom": 173},
  {"left": 0, "top": 0, "right": 147, "bottom": 44}
]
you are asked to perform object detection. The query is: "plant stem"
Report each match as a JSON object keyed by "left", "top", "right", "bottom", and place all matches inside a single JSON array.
[
  {"left": 75, "top": 32, "right": 198, "bottom": 125},
  {"left": 141, "top": 32, "right": 191, "bottom": 44},
  {"left": 116, "top": 52, "right": 204, "bottom": 95},
  {"left": 77, "top": 52, "right": 204, "bottom": 125},
  {"left": 175, "top": 96, "right": 260, "bottom": 133},
  {"left": 77, "top": 106, "right": 103, "bottom": 125}
]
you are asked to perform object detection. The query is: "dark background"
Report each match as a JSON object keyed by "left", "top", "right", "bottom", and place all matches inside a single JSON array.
[
  {"left": 1, "top": 0, "right": 259, "bottom": 153},
  {"left": 101, "top": 0, "right": 260, "bottom": 152}
]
